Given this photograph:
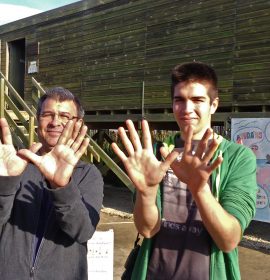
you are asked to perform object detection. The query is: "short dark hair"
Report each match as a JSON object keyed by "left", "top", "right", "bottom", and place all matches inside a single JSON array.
[
  {"left": 37, "top": 87, "right": 85, "bottom": 118},
  {"left": 171, "top": 62, "right": 218, "bottom": 103}
]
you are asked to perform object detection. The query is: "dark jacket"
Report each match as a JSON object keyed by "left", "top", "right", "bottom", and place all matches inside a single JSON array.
[{"left": 0, "top": 161, "right": 104, "bottom": 280}]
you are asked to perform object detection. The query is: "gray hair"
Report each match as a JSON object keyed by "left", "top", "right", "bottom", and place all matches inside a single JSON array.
[{"left": 37, "top": 87, "right": 85, "bottom": 119}]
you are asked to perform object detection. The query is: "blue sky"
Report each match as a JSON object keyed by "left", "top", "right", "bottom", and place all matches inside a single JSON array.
[
  {"left": 0, "top": 0, "right": 81, "bottom": 25},
  {"left": 1, "top": 0, "right": 81, "bottom": 11}
]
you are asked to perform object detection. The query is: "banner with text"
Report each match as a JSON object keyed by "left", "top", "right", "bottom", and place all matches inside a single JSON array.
[{"left": 231, "top": 118, "right": 270, "bottom": 223}]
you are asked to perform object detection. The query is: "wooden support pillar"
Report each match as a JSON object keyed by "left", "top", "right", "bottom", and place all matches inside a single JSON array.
[
  {"left": 28, "top": 116, "right": 35, "bottom": 147},
  {"left": 0, "top": 78, "right": 5, "bottom": 118}
]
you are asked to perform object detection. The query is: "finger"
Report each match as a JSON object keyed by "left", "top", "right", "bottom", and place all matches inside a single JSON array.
[
  {"left": 71, "top": 125, "right": 88, "bottom": 151},
  {"left": 207, "top": 155, "right": 223, "bottom": 172},
  {"left": 160, "top": 149, "right": 180, "bottom": 172},
  {"left": 73, "top": 119, "right": 83, "bottom": 139},
  {"left": 17, "top": 149, "right": 41, "bottom": 166},
  {"left": 118, "top": 126, "right": 135, "bottom": 156},
  {"left": 142, "top": 120, "right": 153, "bottom": 152},
  {"left": 202, "top": 138, "right": 219, "bottom": 163},
  {"left": 183, "top": 126, "right": 193, "bottom": 154},
  {"left": 67, "top": 120, "right": 83, "bottom": 146},
  {"left": 0, "top": 118, "right": 13, "bottom": 145},
  {"left": 75, "top": 137, "right": 90, "bottom": 159},
  {"left": 160, "top": 145, "right": 169, "bottom": 159},
  {"left": 58, "top": 120, "right": 75, "bottom": 145},
  {"left": 111, "top": 142, "right": 128, "bottom": 162},
  {"left": 195, "top": 128, "right": 212, "bottom": 159},
  {"left": 126, "top": 120, "right": 142, "bottom": 152},
  {"left": 29, "top": 142, "right": 42, "bottom": 153}
]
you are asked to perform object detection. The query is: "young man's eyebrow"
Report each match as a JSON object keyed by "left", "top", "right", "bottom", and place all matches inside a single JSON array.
[
  {"left": 173, "top": 96, "right": 184, "bottom": 100},
  {"left": 191, "top": 96, "right": 207, "bottom": 100}
]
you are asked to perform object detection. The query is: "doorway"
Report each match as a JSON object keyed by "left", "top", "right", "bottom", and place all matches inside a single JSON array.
[{"left": 8, "top": 38, "right": 25, "bottom": 106}]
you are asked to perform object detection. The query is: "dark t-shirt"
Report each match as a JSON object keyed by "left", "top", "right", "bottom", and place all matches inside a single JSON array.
[{"left": 146, "top": 168, "right": 211, "bottom": 280}]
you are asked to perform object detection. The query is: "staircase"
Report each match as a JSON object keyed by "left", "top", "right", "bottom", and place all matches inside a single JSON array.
[{"left": 0, "top": 72, "right": 134, "bottom": 192}]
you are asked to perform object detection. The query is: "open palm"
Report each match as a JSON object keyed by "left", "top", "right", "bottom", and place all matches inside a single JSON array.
[
  {"left": 0, "top": 118, "right": 29, "bottom": 176},
  {"left": 112, "top": 120, "right": 179, "bottom": 193},
  {"left": 121, "top": 150, "right": 168, "bottom": 191},
  {"left": 0, "top": 143, "right": 28, "bottom": 176},
  {"left": 18, "top": 120, "right": 90, "bottom": 188},
  {"left": 161, "top": 127, "right": 223, "bottom": 194}
]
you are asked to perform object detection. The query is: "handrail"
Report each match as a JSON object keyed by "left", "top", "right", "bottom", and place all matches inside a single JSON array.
[
  {"left": 0, "top": 72, "right": 35, "bottom": 117},
  {"left": 0, "top": 78, "right": 4, "bottom": 118},
  {"left": 0, "top": 72, "right": 38, "bottom": 147},
  {"left": 31, "top": 77, "right": 46, "bottom": 95},
  {"left": 88, "top": 137, "right": 134, "bottom": 192},
  {"left": 4, "top": 109, "right": 28, "bottom": 147}
]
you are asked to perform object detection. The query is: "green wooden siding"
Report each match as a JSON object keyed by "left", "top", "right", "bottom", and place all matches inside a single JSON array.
[{"left": 0, "top": 0, "right": 269, "bottom": 121}]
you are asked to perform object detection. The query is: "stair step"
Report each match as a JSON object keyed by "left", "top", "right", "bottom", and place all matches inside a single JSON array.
[{"left": 6, "top": 110, "right": 30, "bottom": 121}]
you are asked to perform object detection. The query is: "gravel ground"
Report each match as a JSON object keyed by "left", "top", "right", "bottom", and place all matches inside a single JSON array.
[{"left": 241, "top": 220, "right": 270, "bottom": 254}]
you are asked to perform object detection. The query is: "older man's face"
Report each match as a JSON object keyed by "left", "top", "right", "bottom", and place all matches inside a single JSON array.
[{"left": 37, "top": 98, "right": 78, "bottom": 154}]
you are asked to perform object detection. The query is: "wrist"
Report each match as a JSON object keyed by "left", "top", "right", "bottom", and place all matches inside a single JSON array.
[
  {"left": 136, "top": 185, "right": 158, "bottom": 206},
  {"left": 49, "top": 179, "right": 70, "bottom": 189},
  {"left": 190, "top": 183, "right": 211, "bottom": 200}
]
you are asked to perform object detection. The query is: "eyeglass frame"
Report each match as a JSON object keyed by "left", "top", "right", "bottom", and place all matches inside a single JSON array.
[{"left": 39, "top": 111, "right": 79, "bottom": 124}]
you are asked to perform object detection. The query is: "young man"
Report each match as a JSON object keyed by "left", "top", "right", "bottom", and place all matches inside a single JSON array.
[
  {"left": 0, "top": 87, "right": 103, "bottom": 279},
  {"left": 112, "top": 62, "right": 257, "bottom": 280}
]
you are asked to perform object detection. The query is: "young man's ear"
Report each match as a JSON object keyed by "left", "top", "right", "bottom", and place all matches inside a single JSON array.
[{"left": 210, "top": 97, "right": 219, "bottom": 115}]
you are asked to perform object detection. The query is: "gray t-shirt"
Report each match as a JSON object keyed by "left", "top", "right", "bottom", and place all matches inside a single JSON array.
[{"left": 146, "top": 168, "right": 211, "bottom": 280}]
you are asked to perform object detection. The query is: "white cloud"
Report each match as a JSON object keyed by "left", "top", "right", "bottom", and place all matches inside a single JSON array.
[{"left": 0, "top": 4, "right": 42, "bottom": 25}]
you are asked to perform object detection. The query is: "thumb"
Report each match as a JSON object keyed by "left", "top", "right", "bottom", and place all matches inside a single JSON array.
[
  {"left": 29, "top": 142, "right": 42, "bottom": 153},
  {"left": 160, "top": 147, "right": 179, "bottom": 171},
  {"left": 160, "top": 146, "right": 169, "bottom": 159},
  {"left": 17, "top": 148, "right": 41, "bottom": 165}
]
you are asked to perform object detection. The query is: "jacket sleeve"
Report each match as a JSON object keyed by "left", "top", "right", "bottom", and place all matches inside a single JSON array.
[
  {"left": 219, "top": 145, "right": 258, "bottom": 232},
  {"left": 47, "top": 163, "right": 104, "bottom": 243},
  {"left": 0, "top": 176, "right": 22, "bottom": 227}
]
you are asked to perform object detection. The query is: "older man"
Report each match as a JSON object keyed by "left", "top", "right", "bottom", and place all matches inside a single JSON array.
[{"left": 0, "top": 87, "right": 103, "bottom": 280}]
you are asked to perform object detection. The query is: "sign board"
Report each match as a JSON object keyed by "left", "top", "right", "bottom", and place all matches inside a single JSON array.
[
  {"left": 87, "top": 229, "right": 114, "bottom": 280},
  {"left": 231, "top": 118, "right": 270, "bottom": 223},
  {"left": 28, "top": 60, "right": 39, "bottom": 74}
]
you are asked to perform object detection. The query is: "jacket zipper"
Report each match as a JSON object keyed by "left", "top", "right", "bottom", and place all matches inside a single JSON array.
[{"left": 30, "top": 206, "right": 53, "bottom": 279}]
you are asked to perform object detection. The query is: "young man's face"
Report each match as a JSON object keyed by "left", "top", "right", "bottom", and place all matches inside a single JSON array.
[
  {"left": 173, "top": 81, "right": 218, "bottom": 140},
  {"left": 37, "top": 98, "right": 78, "bottom": 154}
]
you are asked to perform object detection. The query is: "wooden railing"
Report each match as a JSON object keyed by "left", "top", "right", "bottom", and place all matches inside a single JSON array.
[
  {"left": 0, "top": 72, "right": 134, "bottom": 191},
  {"left": 0, "top": 72, "right": 37, "bottom": 148}
]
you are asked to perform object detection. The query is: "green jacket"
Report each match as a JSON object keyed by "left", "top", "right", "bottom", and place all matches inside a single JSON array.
[{"left": 131, "top": 137, "right": 257, "bottom": 280}]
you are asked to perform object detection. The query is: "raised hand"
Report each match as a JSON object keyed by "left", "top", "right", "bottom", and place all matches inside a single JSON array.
[
  {"left": 161, "top": 126, "right": 223, "bottom": 195},
  {"left": 112, "top": 119, "right": 179, "bottom": 193},
  {"left": 18, "top": 120, "right": 90, "bottom": 188},
  {"left": 0, "top": 118, "right": 41, "bottom": 176}
]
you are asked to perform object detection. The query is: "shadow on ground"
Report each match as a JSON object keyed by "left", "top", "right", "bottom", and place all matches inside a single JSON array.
[{"left": 103, "top": 184, "right": 134, "bottom": 214}]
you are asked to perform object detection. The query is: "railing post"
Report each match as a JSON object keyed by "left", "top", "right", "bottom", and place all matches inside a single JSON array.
[
  {"left": 0, "top": 78, "right": 5, "bottom": 118},
  {"left": 29, "top": 116, "right": 35, "bottom": 147}
]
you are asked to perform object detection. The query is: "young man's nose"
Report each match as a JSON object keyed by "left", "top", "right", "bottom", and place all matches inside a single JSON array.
[{"left": 182, "top": 100, "right": 194, "bottom": 112}]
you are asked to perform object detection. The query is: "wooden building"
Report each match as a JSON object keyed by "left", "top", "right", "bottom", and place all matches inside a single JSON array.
[{"left": 0, "top": 0, "right": 270, "bottom": 130}]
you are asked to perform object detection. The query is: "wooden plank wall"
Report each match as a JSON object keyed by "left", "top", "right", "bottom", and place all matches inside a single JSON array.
[
  {"left": 143, "top": 0, "right": 235, "bottom": 109},
  {"left": 233, "top": 0, "right": 270, "bottom": 107},
  {"left": 0, "top": 0, "right": 269, "bottom": 114}
]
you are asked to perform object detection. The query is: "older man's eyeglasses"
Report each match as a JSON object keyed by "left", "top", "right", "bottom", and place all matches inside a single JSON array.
[{"left": 40, "top": 112, "right": 79, "bottom": 124}]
